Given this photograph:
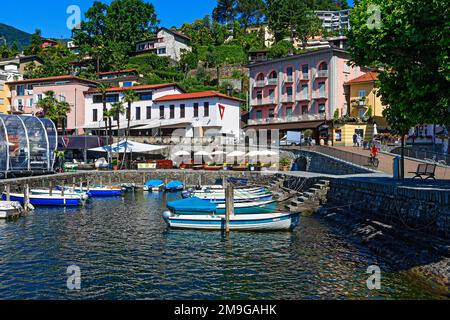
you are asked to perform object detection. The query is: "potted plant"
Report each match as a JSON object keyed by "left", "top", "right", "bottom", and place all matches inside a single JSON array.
[{"left": 280, "top": 158, "right": 291, "bottom": 172}]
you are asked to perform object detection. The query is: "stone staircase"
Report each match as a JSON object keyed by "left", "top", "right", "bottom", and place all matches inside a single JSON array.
[{"left": 285, "top": 180, "right": 330, "bottom": 213}]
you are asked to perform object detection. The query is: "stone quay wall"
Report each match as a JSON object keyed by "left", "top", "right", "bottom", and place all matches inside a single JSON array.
[{"left": 327, "top": 179, "right": 450, "bottom": 239}]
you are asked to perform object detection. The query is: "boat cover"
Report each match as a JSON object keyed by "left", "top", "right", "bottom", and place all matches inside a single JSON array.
[
  {"left": 145, "top": 180, "right": 164, "bottom": 187},
  {"left": 167, "top": 197, "right": 217, "bottom": 213},
  {"left": 166, "top": 181, "right": 184, "bottom": 189}
]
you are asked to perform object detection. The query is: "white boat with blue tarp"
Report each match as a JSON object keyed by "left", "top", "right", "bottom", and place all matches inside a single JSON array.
[
  {"left": 31, "top": 189, "right": 90, "bottom": 201},
  {"left": 144, "top": 180, "right": 165, "bottom": 192},
  {"left": 167, "top": 197, "right": 278, "bottom": 215},
  {"left": 163, "top": 211, "right": 300, "bottom": 231},
  {"left": 165, "top": 181, "right": 184, "bottom": 192},
  {"left": 2, "top": 192, "right": 85, "bottom": 207}
]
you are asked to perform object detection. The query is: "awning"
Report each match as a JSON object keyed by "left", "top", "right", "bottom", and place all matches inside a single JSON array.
[
  {"left": 89, "top": 140, "right": 167, "bottom": 154},
  {"left": 245, "top": 120, "right": 325, "bottom": 131}
]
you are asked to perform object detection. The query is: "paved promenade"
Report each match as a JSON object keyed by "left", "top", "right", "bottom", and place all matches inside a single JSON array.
[{"left": 333, "top": 146, "right": 450, "bottom": 180}]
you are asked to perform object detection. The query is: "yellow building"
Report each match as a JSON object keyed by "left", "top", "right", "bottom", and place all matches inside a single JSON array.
[
  {"left": 333, "top": 72, "right": 386, "bottom": 146},
  {"left": 0, "top": 80, "right": 12, "bottom": 113},
  {"left": 0, "top": 61, "right": 24, "bottom": 114},
  {"left": 346, "top": 71, "right": 384, "bottom": 119}
]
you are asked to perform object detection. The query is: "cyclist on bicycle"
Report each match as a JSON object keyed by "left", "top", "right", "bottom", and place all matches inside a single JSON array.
[{"left": 370, "top": 143, "right": 379, "bottom": 159}]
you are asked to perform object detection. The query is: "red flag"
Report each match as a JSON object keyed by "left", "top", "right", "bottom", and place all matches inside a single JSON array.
[{"left": 219, "top": 104, "right": 226, "bottom": 120}]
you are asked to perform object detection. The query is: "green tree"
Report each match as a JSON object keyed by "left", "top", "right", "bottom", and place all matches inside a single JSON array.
[
  {"left": 123, "top": 89, "right": 139, "bottom": 138},
  {"left": 74, "top": 0, "right": 159, "bottom": 71},
  {"left": 36, "top": 91, "right": 71, "bottom": 134},
  {"left": 213, "top": 0, "right": 237, "bottom": 25},
  {"left": 266, "top": 0, "right": 323, "bottom": 48},
  {"left": 347, "top": 0, "right": 450, "bottom": 176},
  {"left": 268, "top": 40, "right": 295, "bottom": 59},
  {"left": 97, "top": 83, "right": 110, "bottom": 135},
  {"left": 236, "top": 0, "right": 266, "bottom": 28},
  {"left": 24, "top": 29, "right": 43, "bottom": 56},
  {"left": 110, "top": 101, "right": 126, "bottom": 135}
]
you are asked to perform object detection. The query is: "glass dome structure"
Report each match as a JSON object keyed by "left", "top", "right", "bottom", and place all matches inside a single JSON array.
[{"left": 0, "top": 114, "right": 57, "bottom": 173}]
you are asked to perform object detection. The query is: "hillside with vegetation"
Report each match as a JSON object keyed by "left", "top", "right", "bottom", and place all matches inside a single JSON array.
[{"left": 0, "top": 23, "right": 32, "bottom": 51}]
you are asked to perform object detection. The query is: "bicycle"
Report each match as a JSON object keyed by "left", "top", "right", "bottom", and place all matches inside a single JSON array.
[{"left": 368, "top": 155, "right": 380, "bottom": 169}]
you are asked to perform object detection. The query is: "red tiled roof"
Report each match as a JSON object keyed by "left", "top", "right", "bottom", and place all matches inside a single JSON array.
[
  {"left": 86, "top": 83, "right": 183, "bottom": 94},
  {"left": 154, "top": 91, "right": 244, "bottom": 103},
  {"left": 6, "top": 75, "right": 99, "bottom": 85},
  {"left": 97, "top": 69, "right": 139, "bottom": 76},
  {"left": 346, "top": 72, "right": 379, "bottom": 85}
]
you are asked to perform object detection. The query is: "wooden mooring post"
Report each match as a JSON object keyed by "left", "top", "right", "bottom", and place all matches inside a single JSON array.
[
  {"left": 49, "top": 181, "right": 53, "bottom": 196},
  {"left": 225, "top": 183, "right": 234, "bottom": 234},
  {"left": 23, "top": 184, "right": 30, "bottom": 212},
  {"left": 6, "top": 184, "right": 10, "bottom": 201}
]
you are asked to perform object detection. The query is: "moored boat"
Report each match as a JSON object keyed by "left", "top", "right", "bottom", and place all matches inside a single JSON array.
[
  {"left": 31, "top": 189, "right": 90, "bottom": 201},
  {"left": 2, "top": 193, "right": 85, "bottom": 207},
  {"left": 163, "top": 211, "right": 300, "bottom": 231},
  {"left": 165, "top": 181, "right": 184, "bottom": 192},
  {"left": 0, "top": 201, "right": 25, "bottom": 219},
  {"left": 167, "top": 197, "right": 277, "bottom": 215},
  {"left": 64, "top": 186, "right": 123, "bottom": 197},
  {"left": 144, "top": 180, "right": 165, "bottom": 192}
]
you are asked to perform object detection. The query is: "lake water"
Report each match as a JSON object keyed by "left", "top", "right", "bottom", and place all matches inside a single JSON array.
[{"left": 0, "top": 192, "right": 440, "bottom": 300}]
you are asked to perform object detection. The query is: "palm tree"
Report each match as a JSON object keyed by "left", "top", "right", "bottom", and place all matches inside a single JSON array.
[
  {"left": 97, "top": 83, "right": 110, "bottom": 137},
  {"left": 123, "top": 89, "right": 138, "bottom": 138},
  {"left": 36, "top": 91, "right": 71, "bottom": 134},
  {"left": 109, "top": 101, "right": 125, "bottom": 137}
]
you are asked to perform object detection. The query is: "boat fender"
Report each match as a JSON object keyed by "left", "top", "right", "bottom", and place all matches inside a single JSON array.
[{"left": 163, "top": 211, "right": 173, "bottom": 223}]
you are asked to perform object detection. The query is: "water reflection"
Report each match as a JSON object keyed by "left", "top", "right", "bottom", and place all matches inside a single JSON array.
[{"left": 0, "top": 192, "right": 439, "bottom": 300}]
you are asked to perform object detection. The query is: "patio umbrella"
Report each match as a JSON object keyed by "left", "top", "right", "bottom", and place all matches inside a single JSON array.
[
  {"left": 210, "top": 151, "right": 226, "bottom": 156},
  {"left": 174, "top": 150, "right": 191, "bottom": 157},
  {"left": 227, "top": 151, "right": 246, "bottom": 158},
  {"left": 194, "top": 151, "right": 211, "bottom": 157},
  {"left": 373, "top": 124, "right": 378, "bottom": 136}
]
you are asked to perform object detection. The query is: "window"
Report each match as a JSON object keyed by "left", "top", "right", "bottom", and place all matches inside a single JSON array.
[
  {"left": 256, "top": 91, "right": 263, "bottom": 101},
  {"left": 16, "top": 85, "right": 25, "bottom": 96},
  {"left": 136, "top": 107, "right": 141, "bottom": 121},
  {"left": 358, "top": 90, "right": 367, "bottom": 98},
  {"left": 301, "top": 105, "right": 308, "bottom": 114},
  {"left": 59, "top": 93, "right": 66, "bottom": 102},
  {"left": 0, "top": 98, "right": 4, "bottom": 105},
  {"left": 269, "top": 109, "right": 275, "bottom": 118},
  {"left": 160, "top": 105, "right": 165, "bottom": 119},
  {"left": 123, "top": 82, "right": 133, "bottom": 87},
  {"left": 269, "top": 89, "right": 275, "bottom": 100},
  {"left": 302, "top": 64, "right": 309, "bottom": 75},
  {"left": 0, "top": 84, "right": 4, "bottom": 91},
  {"left": 286, "top": 87, "right": 293, "bottom": 97},
  {"left": 204, "top": 102, "right": 210, "bottom": 117},
  {"left": 146, "top": 106, "right": 152, "bottom": 119},
  {"left": 37, "top": 94, "right": 43, "bottom": 102},
  {"left": 170, "top": 105, "right": 175, "bottom": 119},
  {"left": 256, "top": 110, "right": 263, "bottom": 119},
  {"left": 286, "top": 107, "right": 293, "bottom": 118},
  {"left": 106, "top": 94, "right": 119, "bottom": 103},
  {"left": 194, "top": 103, "right": 199, "bottom": 117},
  {"left": 180, "top": 104, "right": 185, "bottom": 118},
  {"left": 335, "top": 129, "right": 342, "bottom": 142},
  {"left": 17, "top": 99, "right": 23, "bottom": 106},
  {"left": 302, "top": 84, "right": 308, "bottom": 98},
  {"left": 93, "top": 95, "right": 103, "bottom": 104},
  {"left": 28, "top": 99, "right": 33, "bottom": 107},
  {"left": 26, "top": 84, "right": 33, "bottom": 91},
  {"left": 318, "top": 82, "right": 326, "bottom": 96},
  {"left": 158, "top": 48, "right": 166, "bottom": 54},
  {"left": 93, "top": 109, "right": 98, "bottom": 122},
  {"left": 286, "top": 67, "right": 293, "bottom": 81},
  {"left": 140, "top": 92, "right": 153, "bottom": 101},
  {"left": 318, "top": 104, "right": 326, "bottom": 113}
]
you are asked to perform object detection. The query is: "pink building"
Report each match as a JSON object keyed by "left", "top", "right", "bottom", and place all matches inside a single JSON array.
[
  {"left": 7, "top": 75, "right": 98, "bottom": 134},
  {"left": 246, "top": 48, "right": 365, "bottom": 140}
]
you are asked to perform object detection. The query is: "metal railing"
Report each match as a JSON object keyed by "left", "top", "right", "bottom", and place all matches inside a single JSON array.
[
  {"left": 391, "top": 147, "right": 449, "bottom": 165},
  {"left": 305, "top": 145, "right": 372, "bottom": 168},
  {"left": 248, "top": 114, "right": 326, "bottom": 126}
]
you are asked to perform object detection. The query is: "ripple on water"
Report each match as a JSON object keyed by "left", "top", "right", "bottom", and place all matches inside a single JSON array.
[{"left": 0, "top": 192, "right": 441, "bottom": 300}]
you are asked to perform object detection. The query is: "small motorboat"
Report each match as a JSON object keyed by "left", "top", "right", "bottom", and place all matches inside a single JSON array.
[
  {"left": 121, "top": 183, "right": 136, "bottom": 191},
  {"left": 60, "top": 186, "right": 123, "bottom": 197},
  {"left": 144, "top": 180, "right": 165, "bottom": 192},
  {"left": 167, "top": 197, "right": 278, "bottom": 215},
  {"left": 31, "top": 189, "right": 90, "bottom": 201},
  {"left": 163, "top": 211, "right": 300, "bottom": 231},
  {"left": 0, "top": 201, "right": 25, "bottom": 219},
  {"left": 165, "top": 180, "right": 184, "bottom": 192},
  {"left": 2, "top": 193, "right": 86, "bottom": 207}
]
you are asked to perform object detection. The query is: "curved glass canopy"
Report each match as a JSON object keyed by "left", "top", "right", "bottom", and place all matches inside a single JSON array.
[{"left": 0, "top": 114, "right": 57, "bottom": 172}]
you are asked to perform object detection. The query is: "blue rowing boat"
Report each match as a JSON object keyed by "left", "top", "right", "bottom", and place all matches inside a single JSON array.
[
  {"left": 2, "top": 193, "right": 85, "bottom": 207},
  {"left": 58, "top": 186, "right": 123, "bottom": 197},
  {"left": 167, "top": 197, "right": 278, "bottom": 215}
]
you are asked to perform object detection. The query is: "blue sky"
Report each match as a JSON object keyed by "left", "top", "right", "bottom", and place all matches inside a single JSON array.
[{"left": 0, "top": 0, "right": 352, "bottom": 39}]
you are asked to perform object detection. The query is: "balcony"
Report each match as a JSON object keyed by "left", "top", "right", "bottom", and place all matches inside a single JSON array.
[
  {"left": 253, "top": 97, "right": 277, "bottom": 106},
  {"left": 254, "top": 80, "right": 265, "bottom": 88},
  {"left": 281, "top": 96, "right": 294, "bottom": 103},
  {"left": 285, "top": 75, "right": 294, "bottom": 83},
  {"left": 248, "top": 113, "right": 327, "bottom": 126},
  {"left": 316, "top": 70, "right": 329, "bottom": 78},
  {"left": 296, "top": 93, "right": 310, "bottom": 101},
  {"left": 300, "top": 73, "right": 309, "bottom": 81},
  {"left": 313, "top": 91, "right": 327, "bottom": 100},
  {"left": 267, "top": 78, "right": 278, "bottom": 86}
]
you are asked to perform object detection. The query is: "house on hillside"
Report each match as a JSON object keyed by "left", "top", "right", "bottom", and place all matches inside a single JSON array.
[
  {"left": 96, "top": 69, "right": 142, "bottom": 88},
  {"left": 134, "top": 28, "right": 192, "bottom": 62}
]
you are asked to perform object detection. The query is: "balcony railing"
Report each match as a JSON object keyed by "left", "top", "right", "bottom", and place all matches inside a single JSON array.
[
  {"left": 285, "top": 75, "right": 294, "bottom": 83},
  {"left": 267, "top": 78, "right": 278, "bottom": 85},
  {"left": 248, "top": 113, "right": 327, "bottom": 126},
  {"left": 313, "top": 91, "right": 327, "bottom": 99},
  {"left": 300, "top": 73, "right": 309, "bottom": 80},
  {"left": 316, "top": 70, "right": 329, "bottom": 78},
  {"left": 282, "top": 96, "right": 294, "bottom": 103},
  {"left": 253, "top": 97, "right": 277, "bottom": 106},
  {"left": 296, "top": 93, "right": 310, "bottom": 101},
  {"left": 254, "top": 80, "right": 265, "bottom": 87}
]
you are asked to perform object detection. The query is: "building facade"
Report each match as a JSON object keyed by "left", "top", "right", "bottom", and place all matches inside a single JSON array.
[
  {"left": 246, "top": 48, "right": 365, "bottom": 141},
  {"left": 345, "top": 72, "right": 384, "bottom": 119},
  {"left": 315, "top": 10, "right": 351, "bottom": 35},
  {"left": 0, "top": 62, "right": 23, "bottom": 113},
  {"left": 135, "top": 28, "right": 191, "bottom": 61},
  {"left": 7, "top": 75, "right": 98, "bottom": 133},
  {"left": 96, "top": 69, "right": 142, "bottom": 88}
]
